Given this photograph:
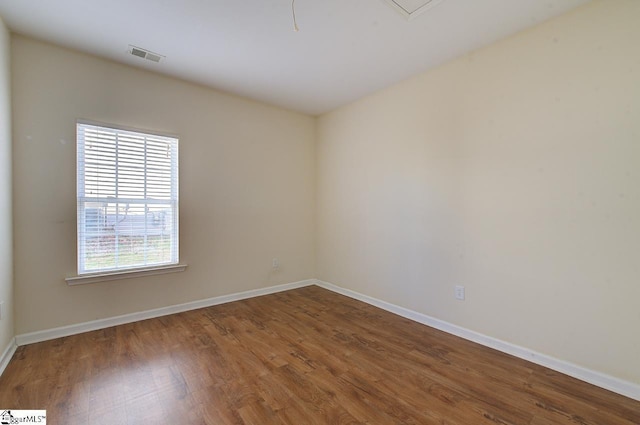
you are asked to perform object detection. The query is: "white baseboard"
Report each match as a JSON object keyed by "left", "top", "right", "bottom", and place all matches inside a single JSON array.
[
  {"left": 0, "top": 337, "right": 17, "bottom": 376},
  {"left": 315, "top": 279, "right": 640, "bottom": 402},
  {"left": 11, "top": 277, "right": 639, "bottom": 401},
  {"left": 15, "top": 279, "right": 315, "bottom": 346}
]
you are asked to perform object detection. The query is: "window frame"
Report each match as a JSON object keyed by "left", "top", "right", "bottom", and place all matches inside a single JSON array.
[{"left": 71, "top": 120, "right": 182, "bottom": 282}]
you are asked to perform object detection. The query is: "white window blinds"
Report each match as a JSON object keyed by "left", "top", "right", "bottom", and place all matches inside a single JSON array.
[{"left": 76, "top": 122, "right": 179, "bottom": 274}]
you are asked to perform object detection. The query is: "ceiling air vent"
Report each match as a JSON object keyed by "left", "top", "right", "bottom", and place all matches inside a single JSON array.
[
  {"left": 128, "top": 45, "right": 164, "bottom": 63},
  {"left": 383, "top": 0, "right": 446, "bottom": 21}
]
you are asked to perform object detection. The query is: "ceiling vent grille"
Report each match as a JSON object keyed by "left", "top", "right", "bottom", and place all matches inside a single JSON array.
[
  {"left": 128, "top": 45, "right": 164, "bottom": 63},
  {"left": 383, "top": 0, "right": 446, "bottom": 21}
]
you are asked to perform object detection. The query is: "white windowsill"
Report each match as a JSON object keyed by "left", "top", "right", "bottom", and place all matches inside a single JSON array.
[{"left": 65, "top": 264, "right": 188, "bottom": 285}]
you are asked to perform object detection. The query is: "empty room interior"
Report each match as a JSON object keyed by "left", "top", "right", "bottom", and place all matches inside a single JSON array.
[{"left": 0, "top": 0, "right": 638, "bottom": 423}]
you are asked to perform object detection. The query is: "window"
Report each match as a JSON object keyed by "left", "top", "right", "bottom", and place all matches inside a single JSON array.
[{"left": 76, "top": 122, "right": 179, "bottom": 275}]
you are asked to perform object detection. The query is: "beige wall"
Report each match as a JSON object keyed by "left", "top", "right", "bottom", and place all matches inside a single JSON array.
[
  {"left": 0, "top": 16, "right": 13, "bottom": 353},
  {"left": 12, "top": 36, "right": 316, "bottom": 334},
  {"left": 317, "top": 0, "right": 640, "bottom": 384}
]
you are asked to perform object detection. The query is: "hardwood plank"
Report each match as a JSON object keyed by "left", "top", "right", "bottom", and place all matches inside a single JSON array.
[{"left": 0, "top": 286, "right": 637, "bottom": 424}]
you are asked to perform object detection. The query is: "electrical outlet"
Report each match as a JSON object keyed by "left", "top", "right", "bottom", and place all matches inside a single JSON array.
[
  {"left": 455, "top": 285, "right": 465, "bottom": 301},
  {"left": 272, "top": 258, "right": 279, "bottom": 269}
]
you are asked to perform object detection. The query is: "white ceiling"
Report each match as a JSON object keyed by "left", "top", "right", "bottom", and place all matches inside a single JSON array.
[{"left": 0, "top": 0, "right": 590, "bottom": 115}]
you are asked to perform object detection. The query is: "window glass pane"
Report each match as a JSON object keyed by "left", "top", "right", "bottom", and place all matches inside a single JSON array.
[{"left": 77, "top": 122, "right": 179, "bottom": 274}]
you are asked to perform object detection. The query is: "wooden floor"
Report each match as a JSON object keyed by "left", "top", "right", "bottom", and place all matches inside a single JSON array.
[{"left": 0, "top": 286, "right": 637, "bottom": 424}]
